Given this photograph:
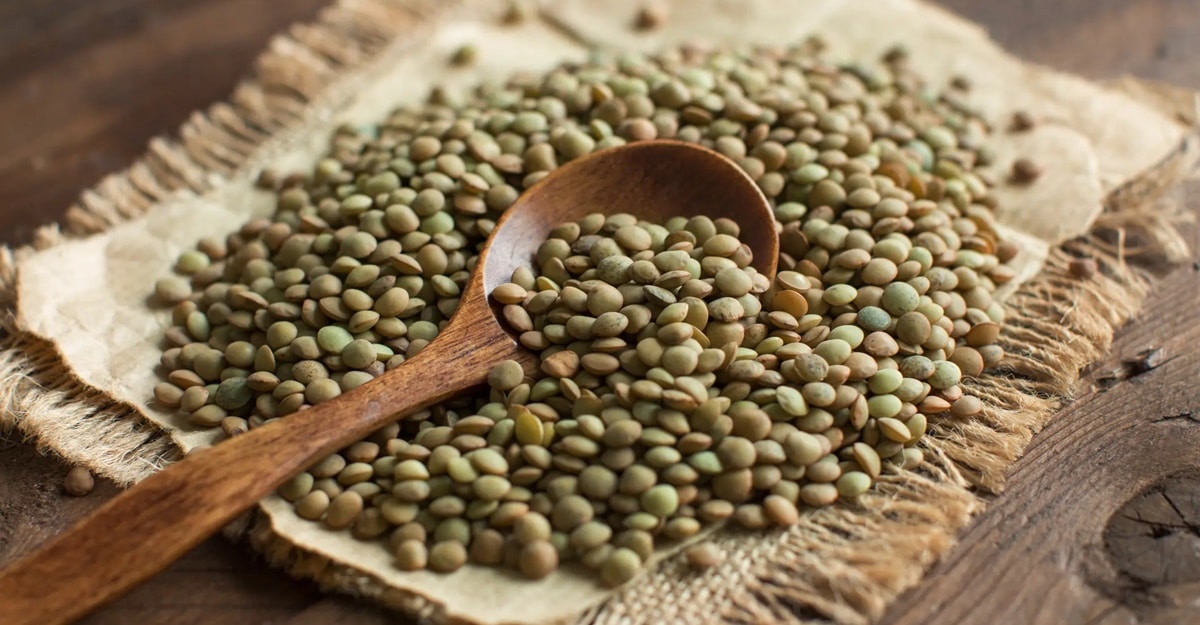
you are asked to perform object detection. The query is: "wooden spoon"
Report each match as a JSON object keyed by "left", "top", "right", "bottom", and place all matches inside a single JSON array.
[{"left": 0, "top": 139, "right": 776, "bottom": 625}]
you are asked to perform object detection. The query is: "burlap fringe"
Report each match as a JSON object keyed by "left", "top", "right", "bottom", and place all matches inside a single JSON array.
[{"left": 0, "top": 1, "right": 1195, "bottom": 624}]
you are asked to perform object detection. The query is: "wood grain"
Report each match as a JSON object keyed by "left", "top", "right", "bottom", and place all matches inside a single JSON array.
[
  {"left": 0, "top": 1, "right": 1197, "bottom": 625},
  {"left": 0, "top": 0, "right": 326, "bottom": 246}
]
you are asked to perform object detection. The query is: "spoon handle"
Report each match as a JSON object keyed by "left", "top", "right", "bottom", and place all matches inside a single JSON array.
[{"left": 0, "top": 319, "right": 525, "bottom": 625}]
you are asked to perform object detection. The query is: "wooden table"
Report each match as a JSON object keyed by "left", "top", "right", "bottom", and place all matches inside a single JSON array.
[{"left": 1, "top": 1, "right": 1197, "bottom": 623}]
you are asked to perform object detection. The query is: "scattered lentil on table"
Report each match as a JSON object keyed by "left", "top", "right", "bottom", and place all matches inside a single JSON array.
[{"left": 63, "top": 466, "right": 95, "bottom": 497}]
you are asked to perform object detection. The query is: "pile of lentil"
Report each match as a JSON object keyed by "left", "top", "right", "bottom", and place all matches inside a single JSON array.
[{"left": 151, "top": 39, "right": 1016, "bottom": 584}]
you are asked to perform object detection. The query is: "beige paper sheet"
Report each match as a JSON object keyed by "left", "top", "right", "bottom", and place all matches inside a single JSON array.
[{"left": 13, "top": 1, "right": 1187, "bottom": 624}]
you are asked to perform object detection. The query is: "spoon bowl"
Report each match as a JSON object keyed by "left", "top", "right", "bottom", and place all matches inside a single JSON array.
[
  {"left": 481, "top": 139, "right": 778, "bottom": 295},
  {"left": 0, "top": 140, "right": 777, "bottom": 625}
]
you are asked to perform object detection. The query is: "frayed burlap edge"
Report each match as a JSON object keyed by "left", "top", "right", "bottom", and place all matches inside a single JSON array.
[{"left": 0, "top": 1, "right": 1196, "bottom": 624}]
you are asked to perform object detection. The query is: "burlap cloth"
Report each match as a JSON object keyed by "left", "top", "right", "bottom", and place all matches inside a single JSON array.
[{"left": 1, "top": 1, "right": 1197, "bottom": 624}]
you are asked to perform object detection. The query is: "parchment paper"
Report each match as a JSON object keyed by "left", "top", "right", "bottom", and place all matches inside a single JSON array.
[{"left": 13, "top": 1, "right": 1188, "bottom": 624}]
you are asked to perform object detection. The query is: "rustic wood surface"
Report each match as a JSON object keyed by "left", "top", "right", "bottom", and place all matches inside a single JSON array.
[{"left": 0, "top": 1, "right": 1197, "bottom": 624}]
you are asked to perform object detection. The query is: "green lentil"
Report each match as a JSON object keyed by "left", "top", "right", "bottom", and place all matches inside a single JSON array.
[
  {"left": 428, "top": 541, "right": 467, "bottom": 573},
  {"left": 600, "top": 548, "right": 642, "bottom": 587},
  {"left": 686, "top": 542, "right": 725, "bottom": 568},
  {"left": 519, "top": 540, "right": 560, "bottom": 579}
]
